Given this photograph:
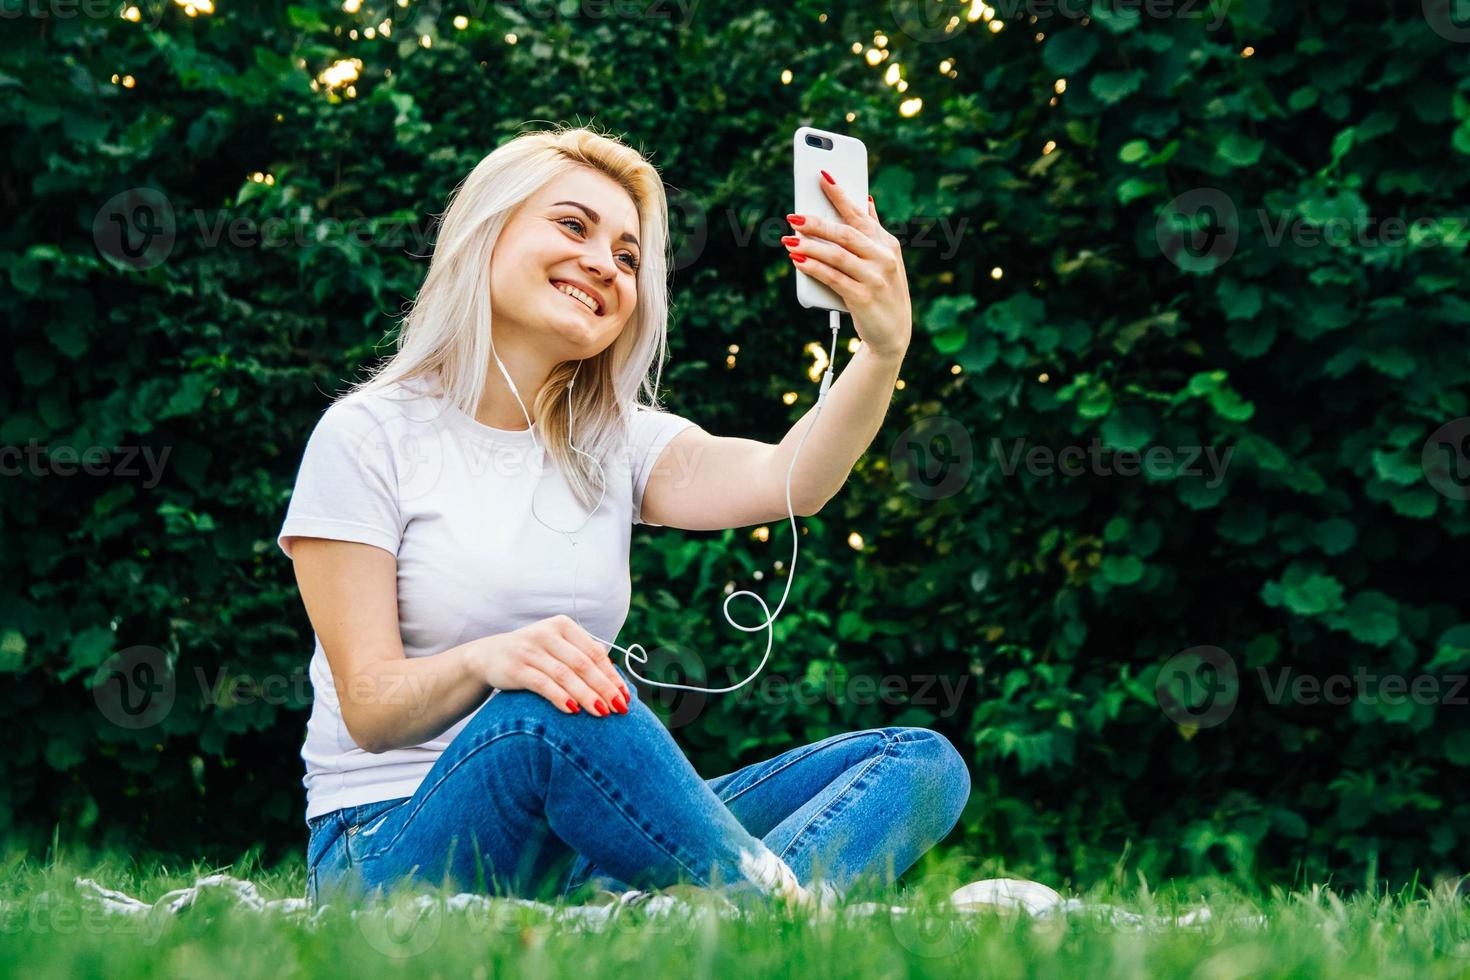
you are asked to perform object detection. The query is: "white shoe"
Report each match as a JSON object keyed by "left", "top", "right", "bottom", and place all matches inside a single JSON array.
[{"left": 948, "top": 878, "right": 1063, "bottom": 916}]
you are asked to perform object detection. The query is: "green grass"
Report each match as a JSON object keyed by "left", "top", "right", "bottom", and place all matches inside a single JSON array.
[{"left": 5, "top": 847, "right": 1470, "bottom": 978}]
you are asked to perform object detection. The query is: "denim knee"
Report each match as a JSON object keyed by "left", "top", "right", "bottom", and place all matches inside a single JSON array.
[
  {"left": 474, "top": 682, "right": 651, "bottom": 760},
  {"left": 901, "top": 727, "right": 971, "bottom": 835}
]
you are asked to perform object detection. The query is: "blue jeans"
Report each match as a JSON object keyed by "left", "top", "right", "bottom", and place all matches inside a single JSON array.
[{"left": 305, "top": 674, "right": 971, "bottom": 906}]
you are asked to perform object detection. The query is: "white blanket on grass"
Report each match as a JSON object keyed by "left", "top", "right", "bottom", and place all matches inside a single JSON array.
[{"left": 66, "top": 874, "right": 1265, "bottom": 932}]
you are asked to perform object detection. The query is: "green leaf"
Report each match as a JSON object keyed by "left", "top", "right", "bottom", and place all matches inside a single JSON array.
[
  {"left": 1226, "top": 320, "right": 1276, "bottom": 358},
  {"left": 285, "top": 5, "right": 328, "bottom": 31},
  {"left": 981, "top": 293, "right": 1044, "bottom": 341},
  {"left": 932, "top": 326, "right": 968, "bottom": 354},
  {"left": 1101, "top": 406, "right": 1157, "bottom": 451},
  {"left": 1042, "top": 29, "right": 1101, "bottom": 74},
  {"left": 837, "top": 610, "right": 873, "bottom": 641},
  {"left": 925, "top": 293, "right": 979, "bottom": 333},
  {"left": 1177, "top": 478, "right": 1228, "bottom": 509},
  {"left": 1217, "top": 132, "right": 1265, "bottom": 168},
  {"left": 1100, "top": 554, "right": 1145, "bottom": 585},
  {"left": 870, "top": 165, "right": 918, "bottom": 217},
  {"left": 0, "top": 629, "right": 24, "bottom": 672},
  {"left": 957, "top": 335, "right": 999, "bottom": 373},
  {"left": 1427, "top": 625, "right": 1470, "bottom": 672},
  {"left": 1119, "top": 140, "right": 1151, "bottom": 164},
  {"left": 45, "top": 739, "right": 85, "bottom": 772},
  {"left": 1337, "top": 590, "right": 1400, "bottom": 647},
  {"left": 1446, "top": 731, "right": 1470, "bottom": 767},
  {"left": 1116, "top": 178, "right": 1163, "bottom": 205},
  {"left": 1262, "top": 564, "right": 1346, "bottom": 617},
  {"left": 1453, "top": 122, "right": 1470, "bottom": 156},
  {"left": 1287, "top": 86, "right": 1319, "bottom": 112},
  {"left": 67, "top": 626, "right": 115, "bottom": 671},
  {"left": 1390, "top": 486, "right": 1438, "bottom": 518},
  {"left": 1090, "top": 71, "right": 1145, "bottom": 106},
  {"left": 1218, "top": 502, "right": 1267, "bottom": 544},
  {"left": 1366, "top": 348, "right": 1415, "bottom": 378},
  {"left": 1372, "top": 447, "right": 1422, "bottom": 486},
  {"left": 1218, "top": 281, "right": 1262, "bottom": 321},
  {"left": 1313, "top": 518, "right": 1357, "bottom": 555},
  {"left": 1210, "top": 387, "right": 1255, "bottom": 422},
  {"left": 1077, "top": 383, "right": 1114, "bottom": 419}
]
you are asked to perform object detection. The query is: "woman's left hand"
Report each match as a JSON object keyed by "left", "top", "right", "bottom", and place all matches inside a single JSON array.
[{"left": 783, "top": 173, "right": 913, "bottom": 359}]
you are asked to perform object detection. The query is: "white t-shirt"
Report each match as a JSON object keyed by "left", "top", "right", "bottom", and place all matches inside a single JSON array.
[{"left": 277, "top": 380, "right": 698, "bottom": 820}]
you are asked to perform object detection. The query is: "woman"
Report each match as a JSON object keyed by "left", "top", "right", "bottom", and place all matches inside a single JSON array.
[{"left": 280, "top": 125, "right": 970, "bottom": 910}]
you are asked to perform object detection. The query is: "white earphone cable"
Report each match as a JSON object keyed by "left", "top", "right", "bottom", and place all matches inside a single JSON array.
[{"left": 497, "top": 308, "right": 843, "bottom": 694}]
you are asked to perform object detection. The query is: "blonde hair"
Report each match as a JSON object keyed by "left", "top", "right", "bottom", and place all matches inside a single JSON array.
[{"left": 347, "top": 124, "right": 676, "bottom": 510}]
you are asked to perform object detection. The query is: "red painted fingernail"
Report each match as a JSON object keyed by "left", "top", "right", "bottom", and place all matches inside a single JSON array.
[
  {"left": 619, "top": 684, "right": 630, "bottom": 701},
  {"left": 786, "top": 214, "right": 805, "bottom": 226},
  {"left": 868, "top": 195, "right": 874, "bottom": 203},
  {"left": 781, "top": 235, "right": 801, "bottom": 247},
  {"left": 821, "top": 170, "right": 835, "bottom": 184},
  {"left": 790, "top": 253, "right": 807, "bottom": 263},
  {"left": 565, "top": 699, "right": 580, "bottom": 713},
  {"left": 595, "top": 699, "right": 607, "bottom": 716},
  {"left": 612, "top": 694, "right": 627, "bottom": 714}
]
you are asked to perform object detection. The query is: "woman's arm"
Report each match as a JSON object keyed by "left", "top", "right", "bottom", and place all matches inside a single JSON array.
[
  {"left": 765, "top": 342, "right": 906, "bottom": 514},
  {"left": 639, "top": 179, "right": 913, "bottom": 530},
  {"left": 290, "top": 538, "right": 628, "bottom": 753}
]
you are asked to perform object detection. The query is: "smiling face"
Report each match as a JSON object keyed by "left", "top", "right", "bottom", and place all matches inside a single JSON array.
[{"left": 488, "top": 166, "right": 643, "bottom": 362}]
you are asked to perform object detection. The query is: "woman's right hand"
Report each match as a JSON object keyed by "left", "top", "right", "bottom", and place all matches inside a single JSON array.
[{"left": 476, "top": 615, "right": 629, "bottom": 717}]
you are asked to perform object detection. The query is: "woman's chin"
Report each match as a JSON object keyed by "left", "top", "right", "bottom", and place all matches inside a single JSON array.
[
  {"left": 544, "top": 315, "right": 612, "bottom": 357},
  {"left": 551, "top": 311, "right": 596, "bottom": 337}
]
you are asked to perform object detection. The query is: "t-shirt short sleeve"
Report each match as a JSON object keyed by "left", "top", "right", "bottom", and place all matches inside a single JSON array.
[
  {"left": 277, "top": 396, "right": 404, "bottom": 559},
  {"left": 628, "top": 405, "right": 699, "bottom": 527}
]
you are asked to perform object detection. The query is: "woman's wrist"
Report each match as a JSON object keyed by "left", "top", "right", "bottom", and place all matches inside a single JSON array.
[{"left": 458, "top": 635, "right": 500, "bottom": 693}]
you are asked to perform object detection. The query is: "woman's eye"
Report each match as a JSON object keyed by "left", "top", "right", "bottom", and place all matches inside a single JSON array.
[{"left": 559, "top": 217, "right": 640, "bottom": 272}]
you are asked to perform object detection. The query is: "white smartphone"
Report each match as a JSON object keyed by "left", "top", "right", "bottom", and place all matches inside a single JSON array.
[{"left": 793, "top": 126, "right": 869, "bottom": 313}]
